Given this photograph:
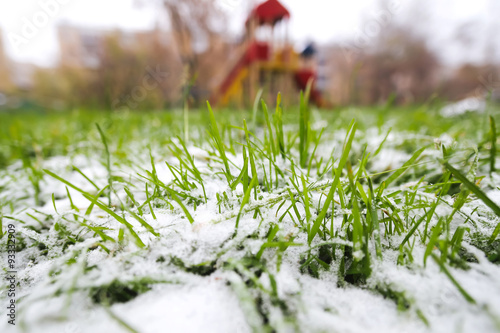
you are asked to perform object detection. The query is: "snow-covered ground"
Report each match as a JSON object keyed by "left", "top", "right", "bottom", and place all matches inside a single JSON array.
[{"left": 1, "top": 113, "right": 500, "bottom": 333}]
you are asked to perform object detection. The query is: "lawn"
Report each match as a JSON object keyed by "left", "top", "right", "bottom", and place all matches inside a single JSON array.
[{"left": 1, "top": 98, "right": 500, "bottom": 332}]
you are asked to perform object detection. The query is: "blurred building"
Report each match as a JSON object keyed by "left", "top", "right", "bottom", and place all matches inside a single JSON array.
[
  {"left": 9, "top": 62, "right": 37, "bottom": 90},
  {"left": 0, "top": 30, "right": 12, "bottom": 92},
  {"left": 57, "top": 23, "right": 174, "bottom": 68},
  {"left": 0, "top": 30, "right": 37, "bottom": 92}
]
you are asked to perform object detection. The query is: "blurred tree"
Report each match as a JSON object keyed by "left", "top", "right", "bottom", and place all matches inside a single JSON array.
[
  {"left": 160, "top": 0, "right": 229, "bottom": 106},
  {"left": 439, "top": 64, "right": 500, "bottom": 101},
  {"left": 325, "top": 24, "right": 440, "bottom": 106},
  {"left": 362, "top": 26, "right": 440, "bottom": 105},
  {"left": 33, "top": 30, "right": 183, "bottom": 111}
]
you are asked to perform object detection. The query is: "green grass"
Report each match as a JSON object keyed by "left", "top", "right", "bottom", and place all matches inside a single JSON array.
[{"left": 1, "top": 101, "right": 500, "bottom": 332}]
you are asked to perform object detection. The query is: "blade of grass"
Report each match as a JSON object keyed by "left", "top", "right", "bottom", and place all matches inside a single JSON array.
[
  {"left": 243, "top": 120, "right": 258, "bottom": 199},
  {"left": 490, "top": 116, "right": 496, "bottom": 174},
  {"left": 235, "top": 176, "right": 258, "bottom": 231},
  {"left": 274, "top": 93, "right": 285, "bottom": 159},
  {"left": 44, "top": 169, "right": 146, "bottom": 247},
  {"left": 96, "top": 123, "right": 112, "bottom": 207},
  {"left": 206, "top": 102, "right": 233, "bottom": 184},
  {"left": 72, "top": 165, "right": 100, "bottom": 192},
  {"left": 261, "top": 100, "right": 277, "bottom": 161},
  {"left": 309, "top": 120, "right": 357, "bottom": 245},
  {"left": 374, "top": 128, "right": 392, "bottom": 157},
  {"left": 431, "top": 253, "right": 476, "bottom": 304},
  {"left": 379, "top": 147, "right": 426, "bottom": 189},
  {"left": 443, "top": 161, "right": 500, "bottom": 242},
  {"left": 299, "top": 90, "right": 310, "bottom": 169},
  {"left": 165, "top": 187, "right": 194, "bottom": 224}
]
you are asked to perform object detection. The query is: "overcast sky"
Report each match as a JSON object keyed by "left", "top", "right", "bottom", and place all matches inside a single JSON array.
[{"left": 0, "top": 0, "right": 498, "bottom": 67}]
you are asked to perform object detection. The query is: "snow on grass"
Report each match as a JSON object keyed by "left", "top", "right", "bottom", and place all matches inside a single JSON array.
[
  {"left": 441, "top": 97, "right": 486, "bottom": 117},
  {"left": 1, "top": 104, "right": 500, "bottom": 332}
]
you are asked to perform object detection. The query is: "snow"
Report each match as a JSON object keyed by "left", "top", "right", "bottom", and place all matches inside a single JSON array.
[
  {"left": 1, "top": 124, "right": 500, "bottom": 333},
  {"left": 440, "top": 97, "right": 487, "bottom": 117}
]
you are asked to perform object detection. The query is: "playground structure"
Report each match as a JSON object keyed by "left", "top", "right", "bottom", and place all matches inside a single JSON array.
[{"left": 211, "top": 0, "right": 324, "bottom": 108}]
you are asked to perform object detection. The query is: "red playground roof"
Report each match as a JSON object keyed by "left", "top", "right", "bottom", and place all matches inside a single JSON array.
[{"left": 248, "top": 0, "right": 291, "bottom": 26}]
